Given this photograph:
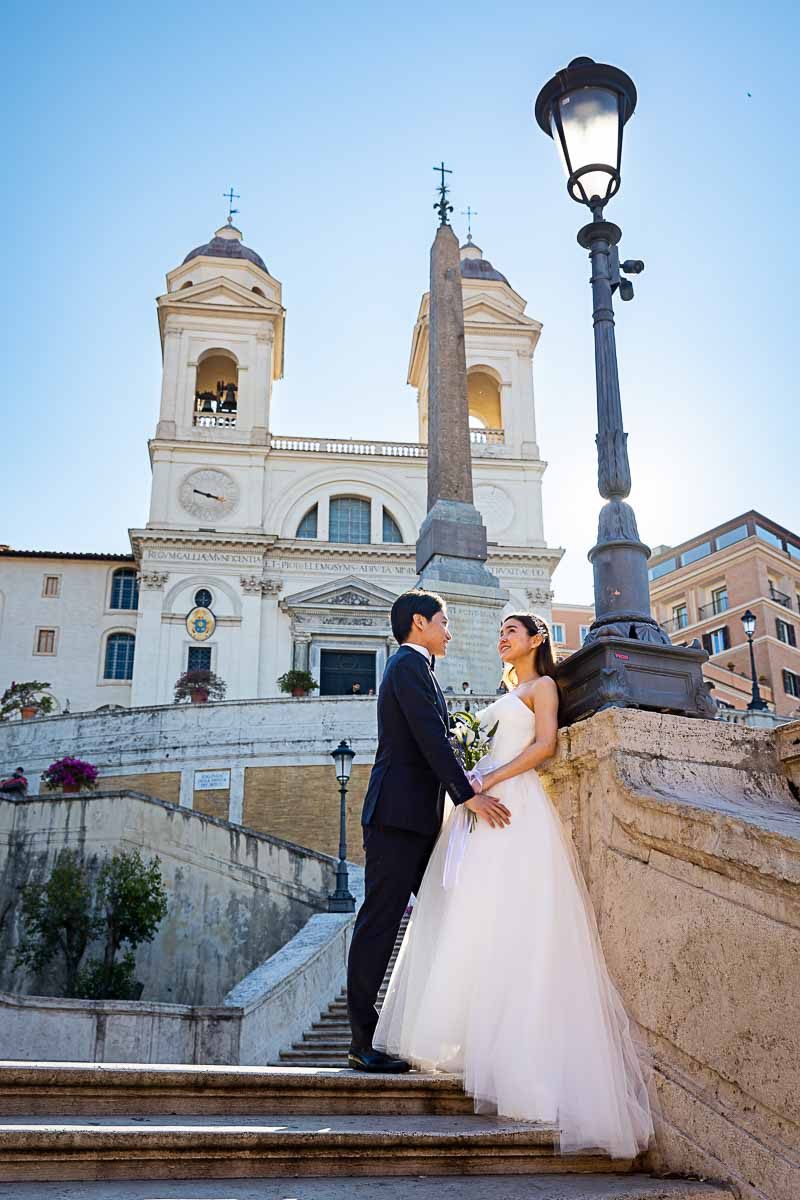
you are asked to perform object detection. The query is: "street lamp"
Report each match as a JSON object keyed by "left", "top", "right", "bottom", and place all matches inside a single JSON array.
[
  {"left": 328, "top": 739, "right": 356, "bottom": 913},
  {"left": 535, "top": 57, "right": 715, "bottom": 724},
  {"left": 741, "top": 610, "right": 768, "bottom": 711}
]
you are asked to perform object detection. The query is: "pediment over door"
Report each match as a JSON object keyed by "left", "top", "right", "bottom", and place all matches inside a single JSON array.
[{"left": 280, "top": 575, "right": 398, "bottom": 635}]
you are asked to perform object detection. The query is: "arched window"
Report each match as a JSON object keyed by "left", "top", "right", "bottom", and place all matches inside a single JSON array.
[
  {"left": 467, "top": 368, "right": 502, "bottom": 430},
  {"left": 104, "top": 633, "right": 135, "bottom": 681},
  {"left": 296, "top": 505, "right": 319, "bottom": 539},
  {"left": 252, "top": 286, "right": 266, "bottom": 298},
  {"left": 330, "top": 497, "right": 370, "bottom": 544},
  {"left": 110, "top": 569, "right": 139, "bottom": 611},
  {"left": 194, "top": 349, "right": 239, "bottom": 427},
  {"left": 382, "top": 509, "right": 403, "bottom": 544},
  {"left": 194, "top": 588, "right": 213, "bottom": 608}
]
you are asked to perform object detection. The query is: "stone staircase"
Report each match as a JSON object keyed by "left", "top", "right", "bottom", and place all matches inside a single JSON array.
[
  {"left": 0, "top": 912, "right": 732, "bottom": 1194},
  {"left": 277, "top": 909, "right": 411, "bottom": 1068}
]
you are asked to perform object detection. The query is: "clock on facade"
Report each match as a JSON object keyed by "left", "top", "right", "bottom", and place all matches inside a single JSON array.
[{"left": 178, "top": 469, "right": 240, "bottom": 520}]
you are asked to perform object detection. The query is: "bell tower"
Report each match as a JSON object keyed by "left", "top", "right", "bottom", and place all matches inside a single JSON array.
[{"left": 147, "top": 222, "right": 285, "bottom": 533}]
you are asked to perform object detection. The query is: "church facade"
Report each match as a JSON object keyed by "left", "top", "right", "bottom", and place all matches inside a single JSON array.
[{"left": 0, "top": 223, "right": 562, "bottom": 714}]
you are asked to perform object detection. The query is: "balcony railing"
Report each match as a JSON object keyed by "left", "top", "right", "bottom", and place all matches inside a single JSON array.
[
  {"left": 769, "top": 585, "right": 792, "bottom": 609},
  {"left": 698, "top": 598, "right": 729, "bottom": 621},
  {"left": 270, "top": 430, "right": 505, "bottom": 458},
  {"left": 194, "top": 412, "right": 238, "bottom": 428},
  {"left": 663, "top": 613, "right": 690, "bottom": 633}
]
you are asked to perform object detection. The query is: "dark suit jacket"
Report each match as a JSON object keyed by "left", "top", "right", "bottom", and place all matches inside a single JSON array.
[{"left": 361, "top": 645, "right": 474, "bottom": 836}]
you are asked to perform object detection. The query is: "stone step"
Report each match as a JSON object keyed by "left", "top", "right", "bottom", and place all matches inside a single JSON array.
[
  {"left": 0, "top": 1062, "right": 473, "bottom": 1118},
  {"left": 0, "top": 1176, "right": 739, "bottom": 1199},
  {"left": 298, "top": 1032, "right": 352, "bottom": 1046},
  {"left": 279, "top": 1052, "right": 349, "bottom": 1066},
  {"left": 0, "top": 1113, "right": 637, "bottom": 1183}
]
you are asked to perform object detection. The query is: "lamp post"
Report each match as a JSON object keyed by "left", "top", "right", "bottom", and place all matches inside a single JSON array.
[
  {"left": 328, "top": 739, "right": 356, "bottom": 913},
  {"left": 741, "top": 610, "right": 768, "bottom": 711},
  {"left": 534, "top": 57, "right": 715, "bottom": 724}
]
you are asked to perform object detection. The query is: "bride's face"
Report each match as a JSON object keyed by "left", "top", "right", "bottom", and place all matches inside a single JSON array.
[{"left": 498, "top": 619, "right": 536, "bottom": 664}]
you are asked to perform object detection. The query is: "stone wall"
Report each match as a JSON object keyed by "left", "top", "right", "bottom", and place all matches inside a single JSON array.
[
  {"left": 540, "top": 710, "right": 800, "bottom": 1200},
  {"left": 0, "top": 789, "right": 338, "bottom": 1008}
]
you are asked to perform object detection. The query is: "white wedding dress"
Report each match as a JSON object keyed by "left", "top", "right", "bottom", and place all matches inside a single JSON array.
[{"left": 373, "top": 691, "right": 654, "bottom": 1159}]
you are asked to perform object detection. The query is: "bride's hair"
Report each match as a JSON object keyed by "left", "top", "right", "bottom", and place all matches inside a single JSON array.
[{"left": 500, "top": 613, "right": 559, "bottom": 696}]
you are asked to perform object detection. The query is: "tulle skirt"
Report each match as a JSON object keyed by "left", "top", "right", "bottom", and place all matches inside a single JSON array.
[{"left": 373, "top": 768, "right": 654, "bottom": 1159}]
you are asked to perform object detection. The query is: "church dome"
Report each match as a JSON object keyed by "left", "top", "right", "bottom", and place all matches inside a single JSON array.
[
  {"left": 183, "top": 223, "right": 268, "bottom": 274},
  {"left": 459, "top": 240, "right": 509, "bottom": 285}
]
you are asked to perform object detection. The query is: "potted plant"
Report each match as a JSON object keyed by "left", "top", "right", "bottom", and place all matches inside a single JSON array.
[
  {"left": 41, "top": 757, "right": 99, "bottom": 794},
  {"left": 0, "top": 681, "right": 56, "bottom": 721},
  {"left": 277, "top": 669, "right": 318, "bottom": 698},
  {"left": 173, "top": 668, "right": 227, "bottom": 704}
]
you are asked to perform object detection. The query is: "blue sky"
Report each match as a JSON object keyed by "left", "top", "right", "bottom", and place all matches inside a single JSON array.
[{"left": 2, "top": 0, "right": 797, "bottom": 602}]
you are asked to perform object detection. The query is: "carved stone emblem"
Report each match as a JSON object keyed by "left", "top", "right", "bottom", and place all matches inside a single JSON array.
[
  {"left": 138, "top": 572, "right": 169, "bottom": 591},
  {"left": 328, "top": 590, "right": 371, "bottom": 606}
]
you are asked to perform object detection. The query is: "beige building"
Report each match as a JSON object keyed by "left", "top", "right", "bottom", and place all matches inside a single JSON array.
[
  {"left": 650, "top": 511, "right": 799, "bottom": 717},
  {"left": 549, "top": 602, "right": 594, "bottom": 662}
]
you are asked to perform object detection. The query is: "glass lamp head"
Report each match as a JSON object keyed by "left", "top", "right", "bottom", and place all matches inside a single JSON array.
[
  {"left": 331, "top": 739, "right": 355, "bottom": 784},
  {"left": 535, "top": 56, "right": 637, "bottom": 208},
  {"left": 741, "top": 609, "right": 757, "bottom": 638}
]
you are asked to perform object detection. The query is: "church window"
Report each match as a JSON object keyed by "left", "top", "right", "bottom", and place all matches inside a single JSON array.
[
  {"left": 194, "top": 588, "right": 213, "bottom": 609},
  {"left": 110, "top": 569, "right": 139, "bottom": 611},
  {"left": 35, "top": 628, "right": 56, "bottom": 654},
  {"left": 296, "top": 505, "right": 319, "bottom": 539},
  {"left": 382, "top": 509, "right": 403, "bottom": 544},
  {"left": 188, "top": 646, "right": 212, "bottom": 671},
  {"left": 104, "top": 632, "right": 135, "bottom": 680},
  {"left": 329, "top": 497, "right": 371, "bottom": 544},
  {"left": 42, "top": 575, "right": 60, "bottom": 597}
]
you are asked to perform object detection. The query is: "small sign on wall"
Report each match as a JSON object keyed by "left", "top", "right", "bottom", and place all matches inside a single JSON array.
[{"left": 194, "top": 769, "right": 231, "bottom": 791}]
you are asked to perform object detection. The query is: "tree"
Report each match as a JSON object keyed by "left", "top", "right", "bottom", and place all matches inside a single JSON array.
[{"left": 14, "top": 848, "right": 168, "bottom": 1000}]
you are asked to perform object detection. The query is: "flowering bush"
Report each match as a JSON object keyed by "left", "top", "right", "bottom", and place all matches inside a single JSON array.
[
  {"left": 41, "top": 757, "right": 99, "bottom": 792},
  {"left": 173, "top": 669, "right": 227, "bottom": 703}
]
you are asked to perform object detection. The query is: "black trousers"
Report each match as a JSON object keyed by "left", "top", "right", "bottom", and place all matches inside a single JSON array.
[{"left": 347, "top": 822, "right": 437, "bottom": 1051}]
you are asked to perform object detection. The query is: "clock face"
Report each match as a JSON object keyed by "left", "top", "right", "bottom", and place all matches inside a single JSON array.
[{"left": 179, "top": 469, "right": 240, "bottom": 521}]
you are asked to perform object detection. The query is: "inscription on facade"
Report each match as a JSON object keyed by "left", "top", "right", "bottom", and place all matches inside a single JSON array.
[{"left": 144, "top": 551, "right": 263, "bottom": 565}]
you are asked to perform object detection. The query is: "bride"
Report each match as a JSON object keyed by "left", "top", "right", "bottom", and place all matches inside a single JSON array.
[{"left": 373, "top": 612, "right": 654, "bottom": 1160}]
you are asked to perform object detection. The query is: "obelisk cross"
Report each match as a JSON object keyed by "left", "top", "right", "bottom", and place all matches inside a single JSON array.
[
  {"left": 461, "top": 206, "right": 478, "bottom": 242},
  {"left": 433, "top": 162, "right": 453, "bottom": 226},
  {"left": 223, "top": 187, "right": 240, "bottom": 224}
]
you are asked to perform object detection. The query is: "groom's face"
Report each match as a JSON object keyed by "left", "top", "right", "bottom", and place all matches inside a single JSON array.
[{"left": 416, "top": 608, "right": 451, "bottom": 658}]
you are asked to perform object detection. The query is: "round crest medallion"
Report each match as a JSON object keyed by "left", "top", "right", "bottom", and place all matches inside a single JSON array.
[{"left": 186, "top": 606, "right": 216, "bottom": 641}]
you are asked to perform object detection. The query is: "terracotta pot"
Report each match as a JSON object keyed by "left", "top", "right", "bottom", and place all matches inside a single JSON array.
[
  {"left": 62, "top": 782, "right": 80, "bottom": 794},
  {"left": 190, "top": 688, "right": 209, "bottom": 704},
  {"left": 291, "top": 687, "right": 307, "bottom": 698},
  {"left": 21, "top": 706, "right": 38, "bottom": 721}
]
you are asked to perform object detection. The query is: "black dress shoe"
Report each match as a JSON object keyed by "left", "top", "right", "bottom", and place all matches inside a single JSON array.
[{"left": 348, "top": 1046, "right": 411, "bottom": 1073}]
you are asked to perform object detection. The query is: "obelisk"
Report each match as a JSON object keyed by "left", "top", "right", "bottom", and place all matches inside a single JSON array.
[{"left": 416, "top": 168, "right": 508, "bottom": 693}]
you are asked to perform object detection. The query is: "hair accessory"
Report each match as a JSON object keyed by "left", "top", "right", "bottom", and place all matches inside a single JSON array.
[{"left": 530, "top": 614, "right": 549, "bottom": 643}]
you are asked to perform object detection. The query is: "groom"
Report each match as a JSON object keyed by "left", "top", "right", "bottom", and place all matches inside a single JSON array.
[{"left": 346, "top": 588, "right": 511, "bottom": 1072}]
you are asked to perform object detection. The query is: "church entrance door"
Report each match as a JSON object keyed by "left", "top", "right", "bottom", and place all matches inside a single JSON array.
[{"left": 320, "top": 650, "right": 376, "bottom": 696}]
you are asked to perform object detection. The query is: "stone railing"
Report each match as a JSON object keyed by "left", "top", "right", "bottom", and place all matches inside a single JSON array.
[{"left": 270, "top": 429, "right": 505, "bottom": 458}]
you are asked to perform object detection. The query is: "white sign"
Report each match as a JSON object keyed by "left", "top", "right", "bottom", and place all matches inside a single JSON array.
[{"left": 194, "top": 769, "right": 231, "bottom": 791}]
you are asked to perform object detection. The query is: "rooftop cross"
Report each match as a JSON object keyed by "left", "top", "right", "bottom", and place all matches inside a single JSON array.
[
  {"left": 461, "top": 205, "right": 478, "bottom": 243},
  {"left": 223, "top": 187, "right": 241, "bottom": 225},
  {"left": 433, "top": 162, "right": 453, "bottom": 226}
]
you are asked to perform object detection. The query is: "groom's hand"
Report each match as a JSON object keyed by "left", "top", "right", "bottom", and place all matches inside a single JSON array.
[{"left": 465, "top": 792, "right": 511, "bottom": 829}]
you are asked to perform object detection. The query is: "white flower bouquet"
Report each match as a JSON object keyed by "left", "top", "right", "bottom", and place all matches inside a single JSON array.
[{"left": 450, "top": 709, "right": 499, "bottom": 832}]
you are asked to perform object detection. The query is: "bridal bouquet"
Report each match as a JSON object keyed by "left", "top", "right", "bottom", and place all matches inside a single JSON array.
[{"left": 450, "top": 710, "right": 498, "bottom": 832}]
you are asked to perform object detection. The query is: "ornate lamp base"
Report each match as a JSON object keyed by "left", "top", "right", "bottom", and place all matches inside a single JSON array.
[{"left": 555, "top": 637, "right": 716, "bottom": 726}]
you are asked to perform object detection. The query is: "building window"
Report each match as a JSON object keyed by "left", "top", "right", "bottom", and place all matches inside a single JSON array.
[
  {"left": 756, "top": 524, "right": 783, "bottom": 550},
  {"left": 682, "top": 541, "right": 711, "bottom": 566},
  {"left": 42, "top": 575, "right": 60, "bottom": 597},
  {"left": 296, "top": 505, "right": 318, "bottom": 539},
  {"left": 783, "top": 669, "right": 800, "bottom": 698},
  {"left": 551, "top": 622, "right": 565, "bottom": 644},
  {"left": 703, "top": 626, "right": 730, "bottom": 655},
  {"left": 382, "top": 509, "right": 403, "bottom": 544},
  {"left": 776, "top": 618, "right": 797, "bottom": 647},
  {"left": 104, "top": 633, "right": 135, "bottom": 680},
  {"left": 188, "top": 646, "right": 212, "bottom": 671},
  {"left": 711, "top": 586, "right": 729, "bottom": 615},
  {"left": 787, "top": 543, "right": 800, "bottom": 562},
  {"left": 35, "top": 628, "right": 56, "bottom": 655},
  {"left": 649, "top": 557, "right": 677, "bottom": 581},
  {"left": 579, "top": 624, "right": 590, "bottom": 644},
  {"left": 194, "top": 588, "right": 213, "bottom": 609},
  {"left": 672, "top": 604, "right": 689, "bottom": 629},
  {"left": 110, "top": 568, "right": 139, "bottom": 611},
  {"left": 329, "top": 497, "right": 371, "bottom": 544},
  {"left": 716, "top": 524, "right": 748, "bottom": 550}
]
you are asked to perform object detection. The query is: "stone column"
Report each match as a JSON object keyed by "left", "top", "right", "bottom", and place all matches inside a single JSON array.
[
  {"left": 293, "top": 635, "right": 311, "bottom": 671},
  {"left": 415, "top": 222, "right": 508, "bottom": 693}
]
